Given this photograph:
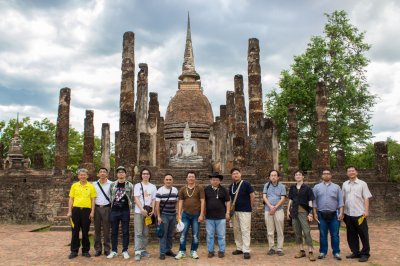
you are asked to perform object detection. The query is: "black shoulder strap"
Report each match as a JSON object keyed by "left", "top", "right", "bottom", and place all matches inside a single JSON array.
[
  {"left": 267, "top": 182, "right": 271, "bottom": 191},
  {"left": 97, "top": 181, "right": 110, "bottom": 203},
  {"left": 160, "top": 188, "right": 173, "bottom": 214}
]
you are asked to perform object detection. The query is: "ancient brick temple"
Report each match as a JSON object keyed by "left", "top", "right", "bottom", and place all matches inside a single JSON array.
[{"left": 0, "top": 15, "right": 399, "bottom": 242}]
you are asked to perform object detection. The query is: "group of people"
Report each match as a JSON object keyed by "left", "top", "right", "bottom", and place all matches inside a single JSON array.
[{"left": 67, "top": 165, "right": 372, "bottom": 263}]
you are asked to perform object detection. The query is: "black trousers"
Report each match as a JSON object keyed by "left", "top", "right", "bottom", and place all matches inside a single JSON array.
[
  {"left": 344, "top": 214, "right": 370, "bottom": 257},
  {"left": 70, "top": 207, "right": 91, "bottom": 253}
]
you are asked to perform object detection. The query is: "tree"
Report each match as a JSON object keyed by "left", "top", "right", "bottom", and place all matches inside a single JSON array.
[{"left": 266, "top": 10, "right": 376, "bottom": 170}]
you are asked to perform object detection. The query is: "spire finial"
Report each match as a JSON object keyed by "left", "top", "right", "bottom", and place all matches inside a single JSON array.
[
  {"left": 14, "top": 112, "right": 20, "bottom": 137},
  {"left": 179, "top": 12, "right": 200, "bottom": 81}
]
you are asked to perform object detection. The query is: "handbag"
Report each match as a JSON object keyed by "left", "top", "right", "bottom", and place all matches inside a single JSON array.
[
  {"left": 140, "top": 183, "right": 156, "bottom": 225},
  {"left": 230, "top": 180, "right": 243, "bottom": 217}
]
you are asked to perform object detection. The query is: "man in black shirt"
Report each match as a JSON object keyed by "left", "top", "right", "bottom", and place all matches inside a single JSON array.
[{"left": 204, "top": 172, "right": 231, "bottom": 258}]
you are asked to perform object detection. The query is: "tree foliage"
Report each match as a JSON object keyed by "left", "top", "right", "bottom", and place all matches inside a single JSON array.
[{"left": 266, "top": 10, "right": 376, "bottom": 170}]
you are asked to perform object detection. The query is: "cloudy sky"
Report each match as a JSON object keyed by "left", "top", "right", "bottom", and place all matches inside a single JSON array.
[{"left": 0, "top": 0, "right": 399, "bottom": 143}]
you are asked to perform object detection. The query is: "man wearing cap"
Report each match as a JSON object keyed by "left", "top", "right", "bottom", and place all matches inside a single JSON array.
[
  {"left": 93, "top": 167, "right": 112, "bottom": 257},
  {"left": 107, "top": 166, "right": 134, "bottom": 260},
  {"left": 67, "top": 168, "right": 97, "bottom": 259},
  {"left": 229, "top": 167, "right": 255, "bottom": 260},
  {"left": 204, "top": 172, "right": 231, "bottom": 258}
]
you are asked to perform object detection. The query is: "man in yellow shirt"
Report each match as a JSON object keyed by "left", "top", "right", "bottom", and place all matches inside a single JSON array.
[{"left": 67, "top": 168, "right": 97, "bottom": 259}]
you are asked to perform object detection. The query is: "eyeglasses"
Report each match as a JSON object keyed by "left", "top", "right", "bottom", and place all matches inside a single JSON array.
[
  {"left": 322, "top": 173, "right": 331, "bottom": 175},
  {"left": 142, "top": 173, "right": 150, "bottom": 175}
]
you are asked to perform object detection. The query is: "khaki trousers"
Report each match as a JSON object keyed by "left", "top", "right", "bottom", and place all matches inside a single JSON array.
[
  {"left": 94, "top": 206, "right": 111, "bottom": 253},
  {"left": 233, "top": 211, "right": 252, "bottom": 253},
  {"left": 264, "top": 209, "right": 285, "bottom": 251}
]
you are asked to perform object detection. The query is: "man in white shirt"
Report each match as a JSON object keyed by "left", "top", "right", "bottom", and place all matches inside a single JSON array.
[
  {"left": 134, "top": 168, "right": 157, "bottom": 261},
  {"left": 93, "top": 167, "right": 112, "bottom": 257},
  {"left": 342, "top": 166, "right": 372, "bottom": 263}
]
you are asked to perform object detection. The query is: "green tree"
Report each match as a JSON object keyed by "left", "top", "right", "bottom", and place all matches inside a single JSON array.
[{"left": 266, "top": 10, "right": 376, "bottom": 171}]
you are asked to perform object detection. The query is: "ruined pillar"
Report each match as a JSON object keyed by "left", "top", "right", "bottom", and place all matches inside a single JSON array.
[
  {"left": 54, "top": 87, "right": 71, "bottom": 175},
  {"left": 247, "top": 38, "right": 263, "bottom": 139},
  {"left": 33, "top": 151, "right": 44, "bottom": 169},
  {"left": 136, "top": 63, "right": 148, "bottom": 164},
  {"left": 81, "top": 110, "right": 95, "bottom": 177},
  {"left": 336, "top": 149, "right": 345, "bottom": 170},
  {"left": 139, "top": 133, "right": 151, "bottom": 166},
  {"left": 254, "top": 118, "right": 274, "bottom": 177},
  {"left": 0, "top": 143, "right": 3, "bottom": 169},
  {"left": 374, "top": 141, "right": 388, "bottom": 181},
  {"left": 101, "top": 123, "right": 110, "bottom": 171},
  {"left": 156, "top": 117, "right": 166, "bottom": 168},
  {"left": 115, "top": 131, "right": 120, "bottom": 168},
  {"left": 148, "top": 92, "right": 160, "bottom": 166},
  {"left": 288, "top": 104, "right": 299, "bottom": 175},
  {"left": 226, "top": 91, "right": 235, "bottom": 170},
  {"left": 119, "top": 31, "right": 137, "bottom": 174},
  {"left": 234, "top": 74, "right": 247, "bottom": 139},
  {"left": 315, "top": 79, "right": 330, "bottom": 171}
]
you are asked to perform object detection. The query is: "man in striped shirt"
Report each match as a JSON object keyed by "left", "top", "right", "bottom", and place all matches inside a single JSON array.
[{"left": 155, "top": 173, "right": 179, "bottom": 260}]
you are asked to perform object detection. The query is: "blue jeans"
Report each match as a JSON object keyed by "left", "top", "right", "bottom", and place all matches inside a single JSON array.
[
  {"left": 110, "top": 208, "right": 130, "bottom": 252},
  {"left": 318, "top": 211, "right": 340, "bottom": 255},
  {"left": 179, "top": 212, "right": 200, "bottom": 252},
  {"left": 159, "top": 213, "right": 176, "bottom": 255},
  {"left": 206, "top": 219, "right": 226, "bottom": 253}
]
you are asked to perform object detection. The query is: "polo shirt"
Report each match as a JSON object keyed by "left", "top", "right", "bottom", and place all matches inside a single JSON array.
[
  {"left": 229, "top": 180, "right": 254, "bottom": 212},
  {"left": 156, "top": 186, "right": 179, "bottom": 215},
  {"left": 204, "top": 185, "right": 230, "bottom": 219},
  {"left": 69, "top": 181, "right": 97, "bottom": 208},
  {"left": 263, "top": 182, "right": 286, "bottom": 212},
  {"left": 342, "top": 178, "right": 372, "bottom": 216}
]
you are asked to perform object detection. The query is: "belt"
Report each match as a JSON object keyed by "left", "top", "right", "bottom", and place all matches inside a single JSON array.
[{"left": 96, "top": 204, "right": 111, "bottom": 208}]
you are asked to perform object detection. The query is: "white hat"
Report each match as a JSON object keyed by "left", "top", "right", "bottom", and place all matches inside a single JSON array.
[{"left": 176, "top": 220, "right": 185, "bottom": 232}]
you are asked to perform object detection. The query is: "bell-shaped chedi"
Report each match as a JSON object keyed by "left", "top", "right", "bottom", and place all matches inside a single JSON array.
[{"left": 164, "top": 13, "right": 213, "bottom": 168}]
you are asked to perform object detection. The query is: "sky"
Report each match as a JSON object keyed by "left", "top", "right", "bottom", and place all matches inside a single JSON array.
[{"left": 0, "top": 0, "right": 399, "bottom": 143}]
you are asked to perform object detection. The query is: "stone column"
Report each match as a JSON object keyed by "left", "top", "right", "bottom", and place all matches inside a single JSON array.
[
  {"left": 156, "top": 117, "right": 166, "bottom": 168},
  {"left": 0, "top": 143, "right": 3, "bottom": 169},
  {"left": 119, "top": 31, "right": 137, "bottom": 174},
  {"left": 81, "top": 110, "right": 95, "bottom": 177},
  {"left": 219, "top": 105, "right": 228, "bottom": 173},
  {"left": 148, "top": 92, "right": 160, "bottom": 166},
  {"left": 101, "top": 123, "right": 110, "bottom": 171},
  {"left": 33, "top": 151, "right": 44, "bottom": 169},
  {"left": 234, "top": 74, "right": 247, "bottom": 140},
  {"left": 226, "top": 91, "right": 235, "bottom": 170},
  {"left": 248, "top": 38, "right": 263, "bottom": 139},
  {"left": 54, "top": 87, "right": 71, "bottom": 175},
  {"left": 374, "top": 141, "right": 388, "bottom": 181},
  {"left": 336, "top": 149, "right": 345, "bottom": 170},
  {"left": 136, "top": 63, "right": 148, "bottom": 164},
  {"left": 315, "top": 79, "right": 330, "bottom": 171},
  {"left": 115, "top": 131, "right": 120, "bottom": 168},
  {"left": 254, "top": 118, "right": 274, "bottom": 177},
  {"left": 288, "top": 104, "right": 299, "bottom": 175},
  {"left": 139, "top": 133, "right": 150, "bottom": 166}
]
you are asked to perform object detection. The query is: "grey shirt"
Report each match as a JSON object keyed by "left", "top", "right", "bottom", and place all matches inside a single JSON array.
[
  {"left": 313, "top": 181, "right": 344, "bottom": 212},
  {"left": 263, "top": 182, "right": 286, "bottom": 212}
]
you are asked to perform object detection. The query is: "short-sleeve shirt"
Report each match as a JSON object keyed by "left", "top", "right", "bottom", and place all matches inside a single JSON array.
[
  {"left": 178, "top": 185, "right": 205, "bottom": 215},
  {"left": 134, "top": 182, "right": 157, "bottom": 214},
  {"left": 93, "top": 180, "right": 112, "bottom": 205},
  {"left": 342, "top": 178, "right": 372, "bottom": 216},
  {"left": 263, "top": 182, "right": 286, "bottom": 212},
  {"left": 112, "top": 182, "right": 130, "bottom": 210},
  {"left": 288, "top": 183, "right": 315, "bottom": 218},
  {"left": 156, "top": 186, "right": 179, "bottom": 215},
  {"left": 69, "top": 181, "right": 97, "bottom": 208},
  {"left": 204, "top": 185, "right": 230, "bottom": 219},
  {"left": 229, "top": 180, "right": 255, "bottom": 212}
]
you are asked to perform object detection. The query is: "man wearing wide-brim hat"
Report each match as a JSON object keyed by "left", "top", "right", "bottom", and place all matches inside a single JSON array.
[{"left": 204, "top": 172, "right": 231, "bottom": 258}]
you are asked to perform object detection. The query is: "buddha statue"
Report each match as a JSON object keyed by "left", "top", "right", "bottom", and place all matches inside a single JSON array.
[{"left": 172, "top": 122, "right": 202, "bottom": 162}]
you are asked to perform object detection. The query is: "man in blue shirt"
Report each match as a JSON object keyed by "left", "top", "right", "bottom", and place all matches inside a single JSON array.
[{"left": 313, "top": 169, "right": 344, "bottom": 261}]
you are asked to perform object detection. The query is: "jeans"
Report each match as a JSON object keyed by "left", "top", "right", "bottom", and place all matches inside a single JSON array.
[
  {"left": 318, "top": 211, "right": 340, "bottom": 255},
  {"left": 179, "top": 211, "right": 200, "bottom": 252},
  {"left": 159, "top": 213, "right": 176, "bottom": 255},
  {"left": 110, "top": 208, "right": 130, "bottom": 252},
  {"left": 70, "top": 207, "right": 91, "bottom": 253},
  {"left": 134, "top": 213, "right": 149, "bottom": 253},
  {"left": 206, "top": 219, "right": 226, "bottom": 253}
]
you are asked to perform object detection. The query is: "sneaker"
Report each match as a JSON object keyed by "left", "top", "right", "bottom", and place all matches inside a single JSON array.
[
  {"left": 107, "top": 251, "right": 117, "bottom": 259},
  {"left": 358, "top": 256, "right": 369, "bottom": 262},
  {"left": 95, "top": 250, "right": 102, "bottom": 257},
  {"left": 135, "top": 252, "right": 141, "bottom": 261},
  {"left": 82, "top": 252, "right": 91, "bottom": 258},
  {"left": 122, "top": 251, "right": 130, "bottom": 259},
  {"left": 141, "top": 250, "right": 150, "bottom": 257},
  {"left": 218, "top": 251, "right": 225, "bottom": 258},
  {"left": 308, "top": 252, "right": 316, "bottom": 261},
  {"left": 208, "top": 252, "right": 215, "bottom": 258},
  {"left": 165, "top": 251, "right": 176, "bottom": 257},
  {"left": 175, "top": 251, "right": 186, "bottom": 260},
  {"left": 159, "top": 254, "right": 166, "bottom": 260},
  {"left": 190, "top": 250, "right": 199, "bottom": 259},
  {"left": 232, "top": 250, "right": 243, "bottom": 255},
  {"left": 333, "top": 253, "right": 342, "bottom": 260},
  {"left": 277, "top": 250, "right": 284, "bottom": 256},
  {"left": 267, "top": 249, "right": 276, "bottom": 255},
  {"left": 68, "top": 252, "right": 78, "bottom": 259},
  {"left": 318, "top": 253, "right": 326, "bottom": 259},
  {"left": 294, "top": 250, "right": 306, "bottom": 258},
  {"left": 243, "top": 252, "right": 251, "bottom": 259}
]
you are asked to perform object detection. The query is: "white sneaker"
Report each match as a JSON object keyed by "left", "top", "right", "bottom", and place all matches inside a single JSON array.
[
  {"left": 107, "top": 251, "right": 117, "bottom": 259},
  {"left": 190, "top": 250, "right": 199, "bottom": 259},
  {"left": 122, "top": 251, "right": 130, "bottom": 259},
  {"left": 175, "top": 251, "right": 186, "bottom": 260},
  {"left": 135, "top": 251, "right": 141, "bottom": 261}
]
